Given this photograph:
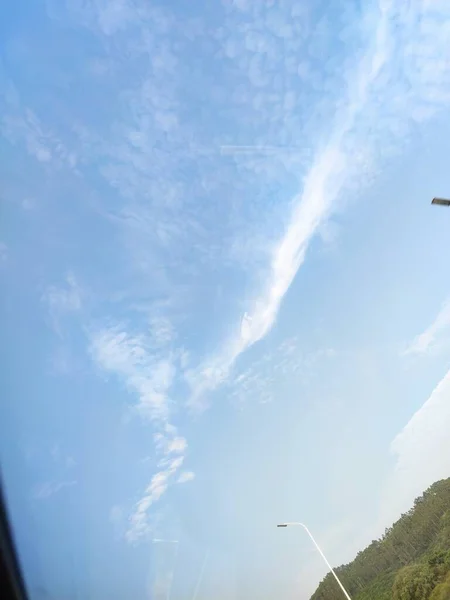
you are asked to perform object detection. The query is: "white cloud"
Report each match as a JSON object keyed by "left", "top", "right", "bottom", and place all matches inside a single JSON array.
[
  {"left": 126, "top": 456, "right": 184, "bottom": 543},
  {"left": 154, "top": 428, "right": 188, "bottom": 457},
  {"left": 228, "top": 341, "right": 336, "bottom": 409},
  {"left": 90, "top": 325, "right": 193, "bottom": 542},
  {"left": 166, "top": 437, "right": 187, "bottom": 454},
  {"left": 2, "top": 112, "right": 52, "bottom": 162},
  {"left": 189, "top": 0, "right": 447, "bottom": 407},
  {"left": 177, "top": 471, "right": 195, "bottom": 484},
  {"left": 126, "top": 440, "right": 190, "bottom": 542},
  {"left": 1, "top": 103, "right": 77, "bottom": 167},
  {"left": 30, "top": 0, "right": 450, "bottom": 559},
  {"left": 380, "top": 368, "right": 450, "bottom": 524},
  {"left": 403, "top": 298, "right": 450, "bottom": 356},
  {"left": 33, "top": 480, "right": 77, "bottom": 500},
  {"left": 90, "top": 327, "right": 174, "bottom": 422},
  {"left": 238, "top": 142, "right": 347, "bottom": 349}
]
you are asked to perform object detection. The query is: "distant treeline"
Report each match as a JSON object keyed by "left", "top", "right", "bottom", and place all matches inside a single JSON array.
[{"left": 310, "top": 478, "right": 450, "bottom": 600}]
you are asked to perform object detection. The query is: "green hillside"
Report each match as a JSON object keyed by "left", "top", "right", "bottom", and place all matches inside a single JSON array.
[{"left": 310, "top": 478, "right": 450, "bottom": 600}]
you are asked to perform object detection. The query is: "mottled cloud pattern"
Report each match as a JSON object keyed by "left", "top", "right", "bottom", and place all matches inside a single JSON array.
[{"left": 2, "top": 0, "right": 450, "bottom": 565}]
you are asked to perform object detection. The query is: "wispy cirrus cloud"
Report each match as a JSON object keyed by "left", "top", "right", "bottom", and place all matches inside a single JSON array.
[
  {"left": 127, "top": 437, "right": 189, "bottom": 543},
  {"left": 63, "top": 0, "right": 450, "bottom": 538},
  {"left": 12, "top": 0, "right": 450, "bottom": 553},
  {"left": 2, "top": 109, "right": 52, "bottom": 164},
  {"left": 403, "top": 298, "right": 450, "bottom": 356},
  {"left": 185, "top": 0, "right": 450, "bottom": 407},
  {"left": 126, "top": 455, "right": 184, "bottom": 544},
  {"left": 0, "top": 84, "right": 77, "bottom": 168},
  {"left": 89, "top": 326, "right": 192, "bottom": 542},
  {"left": 90, "top": 327, "right": 175, "bottom": 422},
  {"left": 226, "top": 338, "right": 336, "bottom": 408},
  {"left": 185, "top": 1, "right": 388, "bottom": 405}
]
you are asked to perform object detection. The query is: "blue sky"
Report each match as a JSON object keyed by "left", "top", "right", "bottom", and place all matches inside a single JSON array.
[{"left": 1, "top": 0, "right": 450, "bottom": 598}]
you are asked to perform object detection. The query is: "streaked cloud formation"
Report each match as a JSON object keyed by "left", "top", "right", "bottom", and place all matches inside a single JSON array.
[
  {"left": 185, "top": 0, "right": 450, "bottom": 407},
  {"left": 42, "top": 0, "right": 450, "bottom": 546},
  {"left": 90, "top": 327, "right": 190, "bottom": 541},
  {"left": 90, "top": 328, "right": 175, "bottom": 422},
  {"left": 2, "top": 0, "right": 450, "bottom": 598},
  {"left": 127, "top": 456, "right": 184, "bottom": 543}
]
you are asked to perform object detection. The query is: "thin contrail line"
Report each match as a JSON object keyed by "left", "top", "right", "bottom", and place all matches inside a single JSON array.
[{"left": 191, "top": 550, "right": 210, "bottom": 600}]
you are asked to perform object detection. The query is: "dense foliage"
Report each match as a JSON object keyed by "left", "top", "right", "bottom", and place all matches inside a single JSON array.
[{"left": 310, "top": 478, "right": 450, "bottom": 600}]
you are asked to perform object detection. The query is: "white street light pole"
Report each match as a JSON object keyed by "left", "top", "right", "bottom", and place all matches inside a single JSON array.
[{"left": 277, "top": 522, "right": 352, "bottom": 600}]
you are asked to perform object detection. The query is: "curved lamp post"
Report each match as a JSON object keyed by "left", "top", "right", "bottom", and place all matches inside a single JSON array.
[{"left": 277, "top": 522, "right": 352, "bottom": 600}]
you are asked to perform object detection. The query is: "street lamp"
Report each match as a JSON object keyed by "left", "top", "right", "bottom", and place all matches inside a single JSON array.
[
  {"left": 431, "top": 197, "right": 450, "bottom": 207},
  {"left": 277, "top": 522, "right": 352, "bottom": 600}
]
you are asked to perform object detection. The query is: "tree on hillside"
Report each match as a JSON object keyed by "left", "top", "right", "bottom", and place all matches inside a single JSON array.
[
  {"left": 392, "top": 564, "right": 435, "bottom": 600},
  {"left": 429, "top": 572, "right": 450, "bottom": 600},
  {"left": 310, "top": 478, "right": 450, "bottom": 600}
]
